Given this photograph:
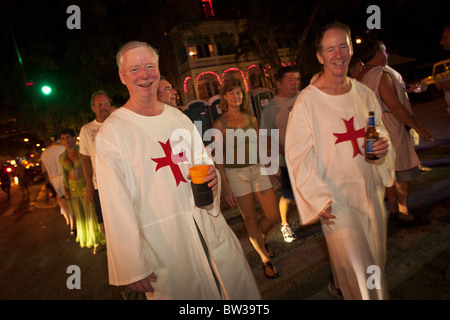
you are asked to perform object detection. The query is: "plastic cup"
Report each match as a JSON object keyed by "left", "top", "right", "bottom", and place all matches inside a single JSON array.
[
  {"left": 189, "top": 165, "right": 213, "bottom": 207},
  {"left": 189, "top": 165, "right": 209, "bottom": 184}
]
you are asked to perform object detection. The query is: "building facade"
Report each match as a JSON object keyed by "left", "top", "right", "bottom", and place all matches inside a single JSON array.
[{"left": 167, "top": 1, "right": 293, "bottom": 107}]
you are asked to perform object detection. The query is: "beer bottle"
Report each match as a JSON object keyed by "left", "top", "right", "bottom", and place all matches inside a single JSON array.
[{"left": 365, "top": 111, "right": 379, "bottom": 160}]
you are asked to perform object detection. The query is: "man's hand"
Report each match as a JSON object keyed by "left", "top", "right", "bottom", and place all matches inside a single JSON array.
[
  {"left": 223, "top": 184, "right": 237, "bottom": 208},
  {"left": 372, "top": 137, "right": 389, "bottom": 158},
  {"left": 415, "top": 126, "right": 434, "bottom": 142},
  {"left": 205, "top": 165, "right": 218, "bottom": 191},
  {"left": 319, "top": 201, "right": 335, "bottom": 220},
  {"left": 127, "top": 273, "right": 157, "bottom": 294}
]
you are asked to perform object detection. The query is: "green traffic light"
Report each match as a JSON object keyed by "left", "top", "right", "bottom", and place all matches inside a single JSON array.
[{"left": 42, "top": 85, "right": 52, "bottom": 95}]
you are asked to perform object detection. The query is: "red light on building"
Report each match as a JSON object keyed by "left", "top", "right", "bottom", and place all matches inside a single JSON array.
[{"left": 202, "top": 0, "right": 214, "bottom": 17}]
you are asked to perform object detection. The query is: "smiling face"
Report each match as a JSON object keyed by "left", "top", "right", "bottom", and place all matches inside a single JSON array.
[
  {"left": 118, "top": 46, "right": 160, "bottom": 101},
  {"left": 223, "top": 87, "right": 243, "bottom": 110},
  {"left": 157, "top": 79, "right": 177, "bottom": 107},
  {"left": 316, "top": 28, "right": 353, "bottom": 79},
  {"left": 91, "top": 93, "right": 111, "bottom": 123}
]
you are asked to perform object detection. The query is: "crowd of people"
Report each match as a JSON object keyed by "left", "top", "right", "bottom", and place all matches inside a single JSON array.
[
  {"left": 40, "top": 90, "right": 114, "bottom": 254},
  {"left": 25, "top": 21, "right": 449, "bottom": 300}
]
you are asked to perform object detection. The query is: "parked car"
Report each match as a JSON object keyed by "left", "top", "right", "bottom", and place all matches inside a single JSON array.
[{"left": 404, "top": 59, "right": 450, "bottom": 100}]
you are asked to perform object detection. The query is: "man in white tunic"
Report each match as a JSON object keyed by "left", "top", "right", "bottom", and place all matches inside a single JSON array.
[
  {"left": 285, "top": 22, "right": 395, "bottom": 300},
  {"left": 95, "top": 41, "right": 260, "bottom": 300}
]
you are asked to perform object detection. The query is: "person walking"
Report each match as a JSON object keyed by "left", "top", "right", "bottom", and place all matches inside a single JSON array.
[
  {"left": 94, "top": 41, "right": 260, "bottom": 299},
  {"left": 16, "top": 162, "right": 29, "bottom": 200},
  {"left": 41, "top": 136, "right": 74, "bottom": 233},
  {"left": 358, "top": 39, "right": 434, "bottom": 225},
  {"left": 285, "top": 22, "right": 395, "bottom": 299},
  {"left": 260, "top": 66, "right": 301, "bottom": 243},
  {"left": 212, "top": 77, "right": 280, "bottom": 279},
  {"left": 60, "top": 128, "right": 105, "bottom": 253},
  {"left": 79, "top": 90, "right": 112, "bottom": 242}
]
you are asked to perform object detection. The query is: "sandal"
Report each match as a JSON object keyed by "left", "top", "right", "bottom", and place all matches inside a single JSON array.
[
  {"left": 265, "top": 243, "right": 275, "bottom": 259},
  {"left": 263, "top": 261, "right": 279, "bottom": 279}
]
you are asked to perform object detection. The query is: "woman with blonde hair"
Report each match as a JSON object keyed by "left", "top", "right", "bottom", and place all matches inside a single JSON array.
[{"left": 212, "top": 77, "right": 280, "bottom": 279}]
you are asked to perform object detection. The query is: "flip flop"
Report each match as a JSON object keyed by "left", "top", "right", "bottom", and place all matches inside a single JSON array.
[{"left": 263, "top": 261, "right": 279, "bottom": 279}]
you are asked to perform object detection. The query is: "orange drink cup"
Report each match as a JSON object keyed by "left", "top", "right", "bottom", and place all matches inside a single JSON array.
[
  {"left": 189, "top": 165, "right": 210, "bottom": 184},
  {"left": 189, "top": 165, "right": 213, "bottom": 207}
]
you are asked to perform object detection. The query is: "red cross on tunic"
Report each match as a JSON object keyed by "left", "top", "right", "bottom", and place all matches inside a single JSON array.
[
  {"left": 151, "top": 139, "right": 188, "bottom": 186},
  {"left": 333, "top": 117, "right": 365, "bottom": 158}
]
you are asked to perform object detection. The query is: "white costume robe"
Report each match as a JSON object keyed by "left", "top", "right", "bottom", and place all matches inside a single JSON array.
[
  {"left": 285, "top": 79, "right": 395, "bottom": 300},
  {"left": 95, "top": 105, "right": 260, "bottom": 300}
]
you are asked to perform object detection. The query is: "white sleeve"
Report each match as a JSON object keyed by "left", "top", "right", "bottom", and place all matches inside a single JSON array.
[{"left": 285, "top": 99, "right": 332, "bottom": 225}]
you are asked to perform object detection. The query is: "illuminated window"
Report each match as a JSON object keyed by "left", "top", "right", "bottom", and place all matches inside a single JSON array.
[
  {"left": 188, "top": 46, "right": 198, "bottom": 59},
  {"left": 201, "top": 0, "right": 215, "bottom": 18},
  {"left": 208, "top": 44, "right": 216, "bottom": 57}
]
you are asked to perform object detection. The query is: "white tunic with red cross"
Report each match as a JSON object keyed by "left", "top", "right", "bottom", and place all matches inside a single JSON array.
[
  {"left": 95, "top": 104, "right": 260, "bottom": 300},
  {"left": 285, "top": 79, "right": 395, "bottom": 300}
]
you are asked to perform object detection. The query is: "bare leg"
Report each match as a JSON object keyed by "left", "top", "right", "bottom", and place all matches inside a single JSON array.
[
  {"left": 386, "top": 186, "right": 399, "bottom": 214},
  {"left": 279, "top": 196, "right": 293, "bottom": 226},
  {"left": 58, "top": 195, "right": 76, "bottom": 230},
  {"left": 254, "top": 188, "right": 280, "bottom": 237},
  {"left": 396, "top": 181, "right": 414, "bottom": 221},
  {"left": 235, "top": 193, "right": 273, "bottom": 264}
]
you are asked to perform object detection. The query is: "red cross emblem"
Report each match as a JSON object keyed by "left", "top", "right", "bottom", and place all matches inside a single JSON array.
[
  {"left": 333, "top": 117, "right": 365, "bottom": 158},
  {"left": 151, "top": 139, "right": 188, "bottom": 186}
]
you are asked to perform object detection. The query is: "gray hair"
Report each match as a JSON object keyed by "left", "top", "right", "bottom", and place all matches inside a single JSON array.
[
  {"left": 90, "top": 90, "right": 111, "bottom": 107},
  {"left": 116, "top": 41, "right": 159, "bottom": 71}
]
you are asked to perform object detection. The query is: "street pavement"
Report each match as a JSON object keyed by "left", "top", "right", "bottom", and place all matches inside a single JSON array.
[{"left": 0, "top": 98, "right": 449, "bottom": 302}]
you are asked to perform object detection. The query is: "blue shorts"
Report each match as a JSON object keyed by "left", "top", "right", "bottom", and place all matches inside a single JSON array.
[{"left": 280, "top": 166, "right": 294, "bottom": 201}]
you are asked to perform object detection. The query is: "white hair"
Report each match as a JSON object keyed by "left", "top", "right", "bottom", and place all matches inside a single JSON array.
[{"left": 116, "top": 41, "right": 159, "bottom": 71}]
